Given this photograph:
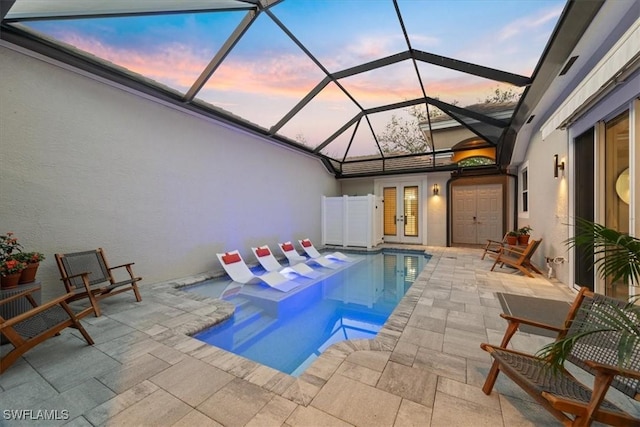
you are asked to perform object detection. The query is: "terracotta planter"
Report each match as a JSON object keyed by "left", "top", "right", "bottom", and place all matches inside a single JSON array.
[
  {"left": 518, "top": 235, "right": 530, "bottom": 245},
  {"left": 19, "top": 262, "right": 39, "bottom": 284},
  {"left": 506, "top": 235, "right": 518, "bottom": 245},
  {"left": 1, "top": 273, "right": 22, "bottom": 289}
]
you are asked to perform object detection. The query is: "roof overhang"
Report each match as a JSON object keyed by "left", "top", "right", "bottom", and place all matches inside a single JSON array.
[{"left": 509, "top": 0, "right": 639, "bottom": 166}]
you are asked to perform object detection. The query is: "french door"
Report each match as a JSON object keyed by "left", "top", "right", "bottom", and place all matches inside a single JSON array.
[{"left": 383, "top": 184, "right": 421, "bottom": 244}]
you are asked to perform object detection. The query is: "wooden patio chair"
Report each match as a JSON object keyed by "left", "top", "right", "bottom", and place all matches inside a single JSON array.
[
  {"left": 490, "top": 238, "right": 543, "bottom": 277},
  {"left": 481, "top": 287, "right": 640, "bottom": 426},
  {"left": 1, "top": 288, "right": 94, "bottom": 373},
  {"left": 480, "top": 233, "right": 509, "bottom": 260},
  {"left": 55, "top": 248, "right": 142, "bottom": 318}
]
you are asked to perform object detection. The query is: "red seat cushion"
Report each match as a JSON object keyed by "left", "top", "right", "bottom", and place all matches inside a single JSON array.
[
  {"left": 255, "top": 247, "right": 270, "bottom": 257},
  {"left": 301, "top": 239, "right": 312, "bottom": 248},
  {"left": 281, "top": 243, "right": 294, "bottom": 252},
  {"left": 222, "top": 252, "right": 241, "bottom": 264}
]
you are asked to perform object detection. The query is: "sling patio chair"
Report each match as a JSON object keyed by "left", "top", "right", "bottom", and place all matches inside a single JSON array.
[
  {"left": 278, "top": 241, "right": 340, "bottom": 269},
  {"left": 55, "top": 248, "right": 142, "bottom": 318},
  {"left": 251, "top": 245, "right": 321, "bottom": 279},
  {"left": 298, "top": 238, "right": 355, "bottom": 262},
  {"left": 480, "top": 233, "right": 509, "bottom": 260},
  {"left": 217, "top": 250, "right": 300, "bottom": 292},
  {"left": 1, "top": 287, "right": 94, "bottom": 373},
  {"left": 489, "top": 238, "right": 543, "bottom": 278},
  {"left": 481, "top": 287, "right": 640, "bottom": 426}
]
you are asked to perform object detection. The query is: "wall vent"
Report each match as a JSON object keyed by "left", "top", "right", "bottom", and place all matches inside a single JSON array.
[{"left": 559, "top": 56, "right": 579, "bottom": 76}]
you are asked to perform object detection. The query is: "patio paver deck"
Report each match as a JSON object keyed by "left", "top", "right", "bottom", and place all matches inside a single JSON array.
[{"left": 1, "top": 246, "right": 638, "bottom": 426}]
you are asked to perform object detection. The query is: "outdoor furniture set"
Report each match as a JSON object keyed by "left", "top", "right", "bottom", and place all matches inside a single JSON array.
[{"left": 1, "top": 248, "right": 142, "bottom": 373}]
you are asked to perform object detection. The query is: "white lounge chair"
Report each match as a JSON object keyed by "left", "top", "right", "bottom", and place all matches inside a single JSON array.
[
  {"left": 252, "top": 245, "right": 321, "bottom": 279},
  {"left": 216, "top": 251, "right": 299, "bottom": 292},
  {"left": 278, "top": 241, "right": 339, "bottom": 269},
  {"left": 298, "top": 238, "right": 354, "bottom": 262}
]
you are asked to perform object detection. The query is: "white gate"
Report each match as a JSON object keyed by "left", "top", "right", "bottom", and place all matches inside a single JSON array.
[{"left": 321, "top": 195, "right": 383, "bottom": 248}]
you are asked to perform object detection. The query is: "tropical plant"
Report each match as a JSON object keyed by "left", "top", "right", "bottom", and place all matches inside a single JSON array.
[
  {"left": 537, "top": 218, "right": 639, "bottom": 371},
  {"left": 567, "top": 218, "right": 639, "bottom": 285}
]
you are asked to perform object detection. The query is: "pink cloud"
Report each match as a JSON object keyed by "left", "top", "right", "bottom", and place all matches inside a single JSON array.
[
  {"left": 55, "top": 30, "right": 516, "bottom": 111},
  {"left": 60, "top": 32, "right": 208, "bottom": 90}
]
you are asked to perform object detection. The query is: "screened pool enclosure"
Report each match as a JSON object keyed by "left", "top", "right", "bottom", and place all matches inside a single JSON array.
[{"left": 0, "top": 0, "right": 602, "bottom": 177}]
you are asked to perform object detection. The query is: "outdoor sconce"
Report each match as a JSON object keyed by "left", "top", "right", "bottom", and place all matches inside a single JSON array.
[
  {"left": 433, "top": 184, "right": 439, "bottom": 195},
  {"left": 554, "top": 154, "right": 565, "bottom": 178}
]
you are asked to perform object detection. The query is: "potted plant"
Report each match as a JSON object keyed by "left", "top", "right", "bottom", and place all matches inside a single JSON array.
[
  {"left": 0, "top": 232, "right": 22, "bottom": 262},
  {"left": 0, "top": 258, "right": 27, "bottom": 289},
  {"left": 517, "top": 226, "right": 533, "bottom": 245},
  {"left": 506, "top": 230, "right": 519, "bottom": 245},
  {"left": 538, "top": 218, "right": 639, "bottom": 370},
  {"left": 14, "top": 251, "right": 45, "bottom": 283}
]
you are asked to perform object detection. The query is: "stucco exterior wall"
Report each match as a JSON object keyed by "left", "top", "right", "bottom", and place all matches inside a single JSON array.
[
  {"left": 0, "top": 46, "right": 340, "bottom": 298},
  {"left": 340, "top": 178, "right": 375, "bottom": 196},
  {"left": 518, "top": 129, "right": 570, "bottom": 284},
  {"left": 426, "top": 172, "right": 449, "bottom": 247}
]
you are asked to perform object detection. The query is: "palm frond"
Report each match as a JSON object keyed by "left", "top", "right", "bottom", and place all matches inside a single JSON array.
[
  {"left": 567, "top": 218, "right": 640, "bottom": 285},
  {"left": 537, "top": 297, "right": 640, "bottom": 371}
]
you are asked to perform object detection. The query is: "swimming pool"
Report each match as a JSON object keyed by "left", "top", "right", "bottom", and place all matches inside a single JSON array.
[{"left": 188, "top": 250, "right": 429, "bottom": 376}]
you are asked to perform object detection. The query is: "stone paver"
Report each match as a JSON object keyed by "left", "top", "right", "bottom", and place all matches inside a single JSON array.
[{"left": 2, "top": 246, "right": 623, "bottom": 426}]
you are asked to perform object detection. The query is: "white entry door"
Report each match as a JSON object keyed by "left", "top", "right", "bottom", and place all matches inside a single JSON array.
[
  {"left": 452, "top": 184, "right": 502, "bottom": 245},
  {"left": 383, "top": 183, "right": 421, "bottom": 244}
]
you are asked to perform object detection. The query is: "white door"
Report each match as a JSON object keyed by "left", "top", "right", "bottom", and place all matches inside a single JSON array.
[
  {"left": 383, "top": 183, "right": 421, "bottom": 244},
  {"left": 452, "top": 184, "right": 502, "bottom": 244}
]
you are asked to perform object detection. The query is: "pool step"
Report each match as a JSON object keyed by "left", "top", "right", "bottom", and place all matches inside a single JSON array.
[
  {"left": 219, "top": 296, "right": 280, "bottom": 349},
  {"left": 232, "top": 304, "right": 263, "bottom": 327},
  {"left": 232, "top": 315, "right": 278, "bottom": 350},
  {"left": 226, "top": 295, "right": 252, "bottom": 311}
]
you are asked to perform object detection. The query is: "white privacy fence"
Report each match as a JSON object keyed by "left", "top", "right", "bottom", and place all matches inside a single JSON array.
[{"left": 321, "top": 195, "right": 383, "bottom": 248}]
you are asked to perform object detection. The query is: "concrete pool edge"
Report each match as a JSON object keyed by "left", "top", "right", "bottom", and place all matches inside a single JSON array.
[{"left": 138, "top": 248, "right": 435, "bottom": 407}]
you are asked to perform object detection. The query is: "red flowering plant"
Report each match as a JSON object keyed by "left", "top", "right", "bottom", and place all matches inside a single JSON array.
[
  {"left": 0, "top": 258, "right": 27, "bottom": 276},
  {"left": 14, "top": 251, "right": 46, "bottom": 265}
]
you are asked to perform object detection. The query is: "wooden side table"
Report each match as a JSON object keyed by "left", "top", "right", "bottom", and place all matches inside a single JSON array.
[{"left": 1, "top": 281, "right": 41, "bottom": 344}]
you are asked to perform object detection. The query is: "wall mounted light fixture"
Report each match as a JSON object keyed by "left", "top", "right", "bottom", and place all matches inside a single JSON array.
[
  {"left": 554, "top": 154, "right": 565, "bottom": 178},
  {"left": 433, "top": 183, "right": 439, "bottom": 195}
]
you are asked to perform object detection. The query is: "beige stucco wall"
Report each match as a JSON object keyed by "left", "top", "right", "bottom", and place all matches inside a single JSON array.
[
  {"left": 425, "top": 172, "right": 449, "bottom": 247},
  {"left": 517, "top": 128, "right": 570, "bottom": 284},
  {"left": 340, "top": 178, "right": 374, "bottom": 196},
  {"left": 0, "top": 45, "right": 340, "bottom": 298}
]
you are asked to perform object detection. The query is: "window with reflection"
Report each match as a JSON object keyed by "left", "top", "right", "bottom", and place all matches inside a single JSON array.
[{"left": 604, "top": 111, "right": 629, "bottom": 300}]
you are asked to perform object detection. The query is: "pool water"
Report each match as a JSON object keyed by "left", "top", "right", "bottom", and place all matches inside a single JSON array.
[{"left": 188, "top": 250, "right": 429, "bottom": 376}]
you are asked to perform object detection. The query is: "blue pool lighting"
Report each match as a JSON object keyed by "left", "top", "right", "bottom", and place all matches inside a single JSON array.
[{"left": 188, "top": 250, "right": 429, "bottom": 376}]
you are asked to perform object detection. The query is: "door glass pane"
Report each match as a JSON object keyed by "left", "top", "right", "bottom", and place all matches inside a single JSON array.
[
  {"left": 383, "top": 187, "right": 397, "bottom": 236},
  {"left": 604, "top": 112, "right": 629, "bottom": 300},
  {"left": 404, "top": 186, "right": 419, "bottom": 237}
]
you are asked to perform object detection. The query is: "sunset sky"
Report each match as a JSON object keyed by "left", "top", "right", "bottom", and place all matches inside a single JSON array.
[{"left": 22, "top": 0, "right": 565, "bottom": 158}]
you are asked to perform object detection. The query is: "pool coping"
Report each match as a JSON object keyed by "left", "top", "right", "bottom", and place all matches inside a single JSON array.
[{"left": 146, "top": 247, "right": 434, "bottom": 406}]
